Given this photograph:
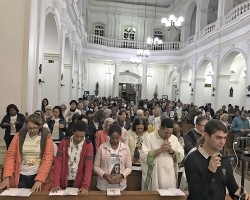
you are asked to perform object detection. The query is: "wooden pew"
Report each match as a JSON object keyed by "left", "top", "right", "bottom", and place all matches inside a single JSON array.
[
  {"left": 90, "top": 170, "right": 142, "bottom": 191},
  {"left": 0, "top": 191, "right": 187, "bottom": 200}
]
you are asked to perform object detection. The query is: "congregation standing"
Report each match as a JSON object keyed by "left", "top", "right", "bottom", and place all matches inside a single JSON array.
[{"left": 0, "top": 96, "right": 250, "bottom": 199}]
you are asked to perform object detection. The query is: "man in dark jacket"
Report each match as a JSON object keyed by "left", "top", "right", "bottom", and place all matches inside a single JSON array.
[{"left": 184, "top": 119, "right": 249, "bottom": 200}]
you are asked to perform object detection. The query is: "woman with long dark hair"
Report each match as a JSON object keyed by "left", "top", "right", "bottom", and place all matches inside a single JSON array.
[{"left": 47, "top": 106, "right": 66, "bottom": 143}]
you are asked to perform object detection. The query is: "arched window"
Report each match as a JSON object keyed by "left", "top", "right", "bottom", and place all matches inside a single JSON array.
[
  {"left": 123, "top": 27, "right": 135, "bottom": 40},
  {"left": 94, "top": 24, "right": 104, "bottom": 36}
]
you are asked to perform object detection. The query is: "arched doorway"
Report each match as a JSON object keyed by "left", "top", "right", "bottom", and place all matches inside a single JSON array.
[
  {"left": 42, "top": 13, "right": 60, "bottom": 107},
  {"left": 62, "top": 37, "right": 72, "bottom": 105},
  {"left": 119, "top": 72, "right": 141, "bottom": 103},
  {"left": 218, "top": 51, "right": 247, "bottom": 108},
  {"left": 195, "top": 59, "right": 213, "bottom": 106}
]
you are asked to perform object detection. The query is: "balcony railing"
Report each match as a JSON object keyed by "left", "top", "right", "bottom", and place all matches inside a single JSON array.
[
  {"left": 185, "top": 35, "right": 194, "bottom": 46},
  {"left": 225, "top": 0, "right": 250, "bottom": 23},
  {"left": 87, "top": 34, "right": 182, "bottom": 51},
  {"left": 201, "top": 22, "right": 216, "bottom": 37}
]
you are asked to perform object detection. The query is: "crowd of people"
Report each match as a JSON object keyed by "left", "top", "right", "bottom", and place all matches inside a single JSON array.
[{"left": 0, "top": 96, "right": 250, "bottom": 199}]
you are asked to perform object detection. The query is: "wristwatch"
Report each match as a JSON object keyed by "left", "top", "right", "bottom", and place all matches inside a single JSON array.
[{"left": 169, "top": 151, "right": 175, "bottom": 155}]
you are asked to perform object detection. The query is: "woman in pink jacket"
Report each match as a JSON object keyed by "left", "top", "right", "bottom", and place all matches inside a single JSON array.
[{"left": 94, "top": 123, "right": 132, "bottom": 191}]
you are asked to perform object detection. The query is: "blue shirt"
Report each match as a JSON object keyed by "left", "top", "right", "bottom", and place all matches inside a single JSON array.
[{"left": 231, "top": 116, "right": 250, "bottom": 132}]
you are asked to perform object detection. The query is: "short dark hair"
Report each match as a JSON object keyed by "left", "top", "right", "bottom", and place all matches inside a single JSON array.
[
  {"left": 78, "top": 114, "right": 89, "bottom": 123},
  {"left": 196, "top": 116, "right": 206, "bottom": 125},
  {"left": 70, "top": 100, "right": 78, "bottom": 105},
  {"left": 160, "top": 118, "right": 174, "bottom": 129},
  {"left": 132, "top": 117, "right": 147, "bottom": 132},
  {"left": 204, "top": 119, "right": 228, "bottom": 136},
  {"left": 72, "top": 120, "right": 88, "bottom": 133},
  {"left": 108, "top": 123, "right": 122, "bottom": 136}
]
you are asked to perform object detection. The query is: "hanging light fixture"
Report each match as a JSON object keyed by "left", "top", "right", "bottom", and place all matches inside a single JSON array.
[
  {"left": 137, "top": 1, "right": 150, "bottom": 58},
  {"left": 136, "top": 49, "right": 150, "bottom": 57},
  {"left": 161, "top": 0, "right": 184, "bottom": 30},
  {"left": 147, "top": 0, "right": 162, "bottom": 46},
  {"left": 130, "top": 57, "right": 142, "bottom": 64}
]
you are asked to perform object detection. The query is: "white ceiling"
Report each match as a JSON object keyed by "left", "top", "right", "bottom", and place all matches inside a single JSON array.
[{"left": 94, "top": 0, "right": 182, "bottom": 8}]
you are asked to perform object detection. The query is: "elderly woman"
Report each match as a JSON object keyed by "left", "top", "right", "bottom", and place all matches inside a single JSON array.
[
  {"left": 95, "top": 117, "right": 114, "bottom": 150},
  {"left": 0, "top": 114, "right": 54, "bottom": 191},
  {"left": 125, "top": 117, "right": 148, "bottom": 166},
  {"left": 94, "top": 124, "right": 132, "bottom": 191},
  {"left": 1, "top": 104, "right": 25, "bottom": 149},
  {"left": 220, "top": 113, "right": 230, "bottom": 128}
]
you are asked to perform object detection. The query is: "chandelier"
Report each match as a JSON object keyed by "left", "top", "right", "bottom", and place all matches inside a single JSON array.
[
  {"left": 161, "top": 0, "right": 184, "bottom": 30},
  {"left": 130, "top": 57, "right": 142, "bottom": 64},
  {"left": 161, "top": 15, "right": 184, "bottom": 30},
  {"left": 136, "top": 49, "right": 150, "bottom": 58},
  {"left": 147, "top": 37, "right": 162, "bottom": 46},
  {"left": 146, "top": 0, "right": 162, "bottom": 47}
]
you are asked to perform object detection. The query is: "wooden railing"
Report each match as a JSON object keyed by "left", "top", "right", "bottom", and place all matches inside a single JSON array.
[
  {"left": 225, "top": 0, "right": 250, "bottom": 23},
  {"left": 87, "top": 34, "right": 182, "bottom": 51}
]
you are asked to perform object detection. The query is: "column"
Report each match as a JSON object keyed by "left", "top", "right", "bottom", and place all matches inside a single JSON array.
[
  {"left": 212, "top": 51, "right": 220, "bottom": 110},
  {"left": 216, "top": 0, "right": 226, "bottom": 27},
  {"left": 244, "top": 40, "right": 250, "bottom": 110},
  {"left": 194, "top": 1, "right": 201, "bottom": 40},
  {"left": 71, "top": 42, "right": 76, "bottom": 98},
  {"left": 113, "top": 60, "right": 120, "bottom": 97},
  {"left": 190, "top": 58, "right": 197, "bottom": 103},
  {"left": 176, "top": 67, "right": 181, "bottom": 101},
  {"left": 114, "top": 14, "right": 121, "bottom": 39},
  {"left": 141, "top": 61, "right": 148, "bottom": 99},
  {"left": 59, "top": 16, "right": 66, "bottom": 104}
]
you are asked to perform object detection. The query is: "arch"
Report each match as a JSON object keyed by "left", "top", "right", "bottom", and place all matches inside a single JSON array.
[
  {"left": 183, "top": 1, "right": 197, "bottom": 38},
  {"left": 119, "top": 72, "right": 141, "bottom": 80},
  {"left": 181, "top": 64, "right": 192, "bottom": 81},
  {"left": 42, "top": 11, "right": 60, "bottom": 107},
  {"left": 220, "top": 48, "right": 247, "bottom": 75},
  {"left": 44, "top": 6, "right": 61, "bottom": 47},
  {"left": 197, "top": 57, "right": 214, "bottom": 78},
  {"left": 44, "top": 13, "right": 60, "bottom": 53},
  {"left": 217, "top": 49, "right": 247, "bottom": 110}
]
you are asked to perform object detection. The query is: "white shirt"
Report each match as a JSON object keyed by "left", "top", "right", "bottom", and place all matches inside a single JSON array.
[
  {"left": 10, "top": 115, "right": 17, "bottom": 135},
  {"left": 68, "top": 136, "right": 85, "bottom": 180},
  {"left": 20, "top": 133, "right": 41, "bottom": 175}
]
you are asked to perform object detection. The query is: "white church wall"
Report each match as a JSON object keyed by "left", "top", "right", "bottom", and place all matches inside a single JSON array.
[
  {"left": 180, "top": 81, "right": 191, "bottom": 103},
  {"left": 0, "top": 0, "right": 30, "bottom": 120},
  {"left": 88, "top": 62, "right": 108, "bottom": 97},
  {"left": 147, "top": 66, "right": 166, "bottom": 100}
]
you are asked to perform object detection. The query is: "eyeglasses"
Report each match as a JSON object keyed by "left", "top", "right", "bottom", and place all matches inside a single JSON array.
[{"left": 27, "top": 127, "right": 39, "bottom": 131}]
